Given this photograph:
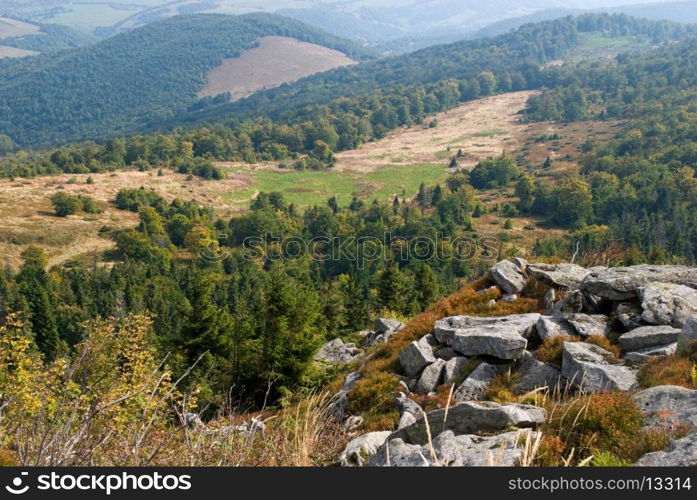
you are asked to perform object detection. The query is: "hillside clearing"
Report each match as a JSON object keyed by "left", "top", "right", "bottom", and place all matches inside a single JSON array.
[
  {"left": 0, "top": 91, "right": 622, "bottom": 267},
  {"left": 199, "top": 36, "right": 357, "bottom": 100},
  {"left": 0, "top": 46, "right": 38, "bottom": 58},
  {"left": 0, "top": 17, "right": 39, "bottom": 39}
]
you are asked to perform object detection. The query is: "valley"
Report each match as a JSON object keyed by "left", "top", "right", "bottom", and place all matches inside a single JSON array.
[
  {"left": 0, "top": 90, "right": 611, "bottom": 268},
  {"left": 0, "top": 9, "right": 696, "bottom": 470}
]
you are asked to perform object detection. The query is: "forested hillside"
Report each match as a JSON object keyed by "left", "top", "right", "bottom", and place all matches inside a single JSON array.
[
  {"left": 0, "top": 22, "right": 96, "bottom": 52},
  {"left": 185, "top": 14, "right": 695, "bottom": 125},
  {"left": 2, "top": 9, "right": 697, "bottom": 467},
  {"left": 0, "top": 13, "right": 372, "bottom": 147}
]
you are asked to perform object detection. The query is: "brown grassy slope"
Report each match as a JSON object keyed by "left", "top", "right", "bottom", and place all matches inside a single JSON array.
[
  {"left": 0, "top": 170, "right": 250, "bottom": 268},
  {"left": 199, "top": 36, "right": 356, "bottom": 100},
  {"left": 0, "top": 17, "right": 39, "bottom": 39},
  {"left": 0, "top": 46, "right": 38, "bottom": 58}
]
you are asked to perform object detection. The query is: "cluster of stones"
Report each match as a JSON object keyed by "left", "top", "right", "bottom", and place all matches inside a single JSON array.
[{"left": 339, "top": 260, "right": 697, "bottom": 467}]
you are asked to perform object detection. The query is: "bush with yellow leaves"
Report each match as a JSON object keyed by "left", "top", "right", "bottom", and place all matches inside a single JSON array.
[{"left": 0, "top": 314, "right": 183, "bottom": 466}]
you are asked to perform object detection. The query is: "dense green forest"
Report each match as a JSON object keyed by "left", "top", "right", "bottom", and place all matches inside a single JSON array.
[
  {"left": 182, "top": 14, "right": 695, "bottom": 126},
  {"left": 519, "top": 37, "right": 697, "bottom": 262},
  {"left": 0, "top": 13, "right": 372, "bottom": 147},
  {"left": 0, "top": 180, "right": 490, "bottom": 405}
]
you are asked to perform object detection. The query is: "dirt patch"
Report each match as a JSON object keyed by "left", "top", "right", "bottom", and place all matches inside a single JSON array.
[
  {"left": 0, "top": 17, "right": 39, "bottom": 39},
  {"left": 199, "top": 36, "right": 356, "bottom": 100},
  {"left": 0, "top": 45, "right": 38, "bottom": 58}
]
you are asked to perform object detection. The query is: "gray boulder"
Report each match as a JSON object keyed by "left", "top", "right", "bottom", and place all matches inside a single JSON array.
[
  {"left": 528, "top": 263, "right": 590, "bottom": 290},
  {"left": 314, "top": 338, "right": 362, "bottom": 363},
  {"left": 434, "top": 314, "right": 540, "bottom": 360},
  {"left": 565, "top": 313, "right": 610, "bottom": 338},
  {"left": 640, "top": 282, "right": 697, "bottom": 328},
  {"left": 451, "top": 328, "right": 528, "bottom": 360},
  {"left": 561, "top": 342, "right": 638, "bottom": 392},
  {"left": 454, "top": 362, "right": 504, "bottom": 402},
  {"left": 415, "top": 359, "right": 446, "bottom": 394},
  {"left": 678, "top": 317, "right": 697, "bottom": 353},
  {"left": 581, "top": 265, "right": 697, "bottom": 301},
  {"left": 340, "top": 431, "right": 393, "bottom": 466},
  {"left": 489, "top": 260, "right": 527, "bottom": 295},
  {"left": 375, "top": 317, "right": 404, "bottom": 334},
  {"left": 537, "top": 316, "right": 575, "bottom": 342},
  {"left": 615, "top": 301, "right": 645, "bottom": 330},
  {"left": 368, "top": 429, "right": 538, "bottom": 467},
  {"left": 398, "top": 337, "right": 436, "bottom": 377},
  {"left": 623, "top": 343, "right": 677, "bottom": 364},
  {"left": 443, "top": 356, "right": 470, "bottom": 385},
  {"left": 636, "top": 431, "right": 697, "bottom": 467},
  {"left": 501, "top": 294, "right": 518, "bottom": 303},
  {"left": 515, "top": 352, "right": 563, "bottom": 394},
  {"left": 388, "top": 401, "right": 546, "bottom": 446},
  {"left": 395, "top": 392, "right": 424, "bottom": 430},
  {"left": 632, "top": 385, "right": 697, "bottom": 429},
  {"left": 618, "top": 325, "right": 681, "bottom": 352}
]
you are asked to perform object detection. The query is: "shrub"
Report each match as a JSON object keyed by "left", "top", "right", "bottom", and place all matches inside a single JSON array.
[
  {"left": 538, "top": 391, "right": 670, "bottom": 465},
  {"left": 79, "top": 195, "right": 101, "bottom": 214},
  {"left": 536, "top": 336, "right": 578, "bottom": 366},
  {"left": 638, "top": 355, "right": 697, "bottom": 389},
  {"left": 50, "top": 191, "right": 81, "bottom": 217}
]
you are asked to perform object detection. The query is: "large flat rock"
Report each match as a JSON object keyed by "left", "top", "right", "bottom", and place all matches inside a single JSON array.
[
  {"left": 581, "top": 265, "right": 697, "bottom": 301},
  {"left": 528, "top": 263, "right": 591, "bottom": 290},
  {"left": 632, "top": 385, "right": 697, "bottom": 429},
  {"left": 434, "top": 314, "right": 540, "bottom": 360},
  {"left": 618, "top": 325, "right": 681, "bottom": 352},
  {"left": 388, "top": 401, "right": 546, "bottom": 446},
  {"left": 561, "top": 341, "right": 638, "bottom": 392}
]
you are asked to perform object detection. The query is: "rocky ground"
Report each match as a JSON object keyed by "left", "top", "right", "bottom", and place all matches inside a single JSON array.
[{"left": 315, "top": 259, "right": 697, "bottom": 467}]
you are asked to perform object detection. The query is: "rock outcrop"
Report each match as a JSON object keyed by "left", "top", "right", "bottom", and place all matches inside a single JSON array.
[
  {"left": 388, "top": 401, "right": 546, "bottom": 446},
  {"left": 636, "top": 431, "right": 697, "bottom": 466},
  {"left": 314, "top": 338, "right": 361, "bottom": 363},
  {"left": 354, "top": 260, "right": 697, "bottom": 467},
  {"left": 633, "top": 385, "right": 697, "bottom": 429},
  {"left": 340, "top": 431, "right": 392, "bottom": 466},
  {"left": 369, "top": 429, "right": 538, "bottom": 467},
  {"left": 561, "top": 341, "right": 637, "bottom": 392}
]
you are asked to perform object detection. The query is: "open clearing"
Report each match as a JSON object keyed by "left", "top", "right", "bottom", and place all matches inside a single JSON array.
[
  {"left": 0, "top": 46, "right": 38, "bottom": 58},
  {"left": 0, "top": 91, "right": 622, "bottom": 267},
  {"left": 0, "top": 17, "right": 40, "bottom": 39},
  {"left": 0, "top": 170, "right": 250, "bottom": 269},
  {"left": 199, "top": 36, "right": 356, "bottom": 100}
]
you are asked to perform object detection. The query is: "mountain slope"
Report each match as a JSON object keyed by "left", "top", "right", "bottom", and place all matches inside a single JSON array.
[
  {"left": 0, "top": 13, "right": 373, "bottom": 147},
  {"left": 172, "top": 14, "right": 696, "bottom": 128}
]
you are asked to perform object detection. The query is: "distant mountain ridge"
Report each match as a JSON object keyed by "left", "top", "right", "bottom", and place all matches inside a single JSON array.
[{"left": 0, "top": 13, "right": 373, "bottom": 147}]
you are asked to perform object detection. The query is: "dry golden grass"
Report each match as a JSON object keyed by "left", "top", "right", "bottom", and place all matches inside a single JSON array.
[
  {"left": 200, "top": 36, "right": 356, "bottom": 101},
  {"left": 0, "top": 169, "right": 251, "bottom": 268}
]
